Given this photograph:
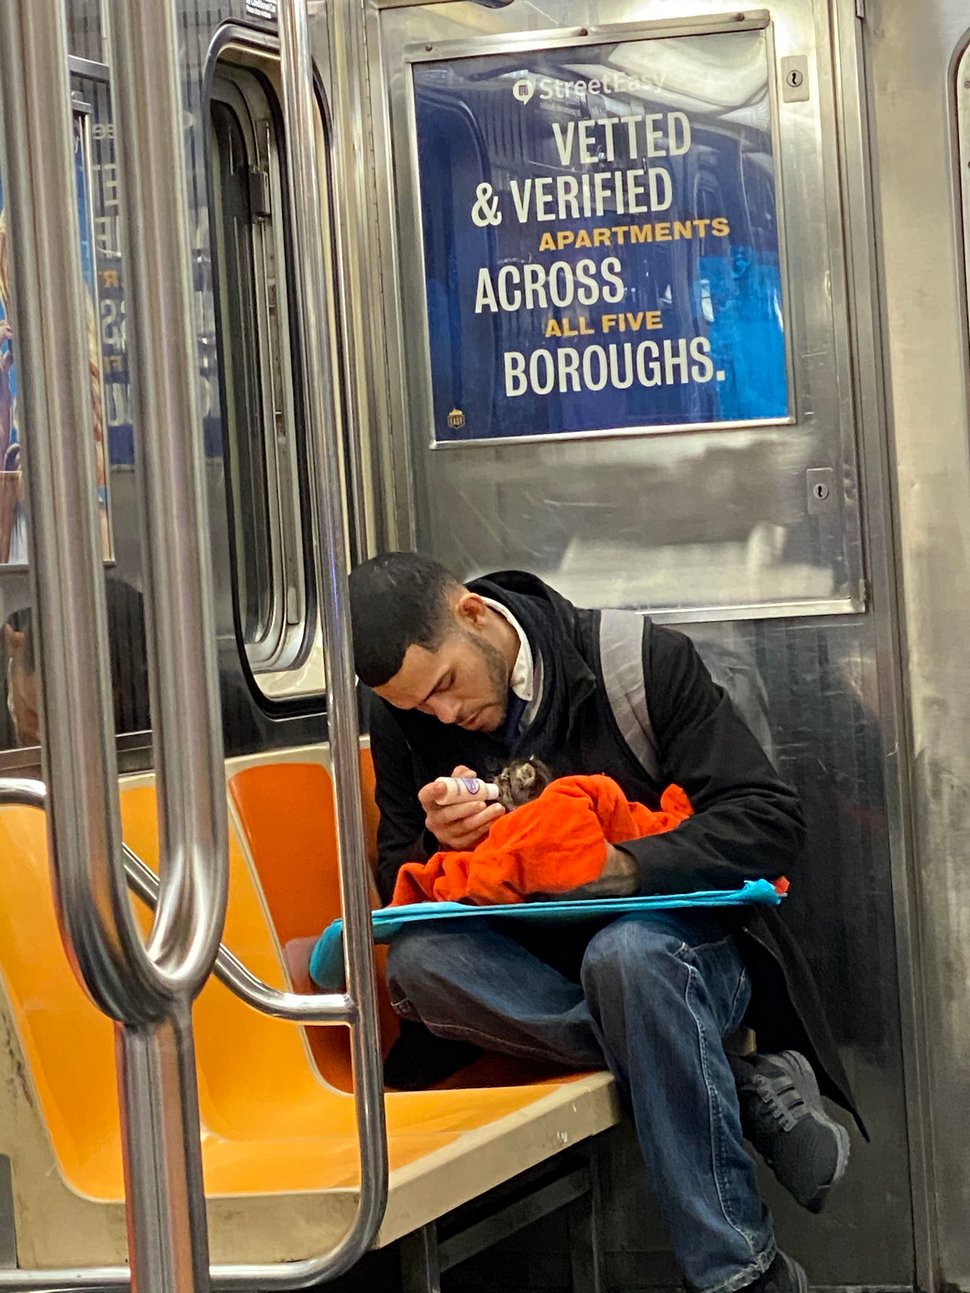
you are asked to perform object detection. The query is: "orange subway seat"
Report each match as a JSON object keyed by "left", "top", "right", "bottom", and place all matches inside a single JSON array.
[
  {"left": 228, "top": 758, "right": 401, "bottom": 1090},
  {"left": 0, "top": 805, "right": 121, "bottom": 1196},
  {"left": 228, "top": 760, "right": 584, "bottom": 1092},
  {"left": 0, "top": 784, "right": 586, "bottom": 1208}
]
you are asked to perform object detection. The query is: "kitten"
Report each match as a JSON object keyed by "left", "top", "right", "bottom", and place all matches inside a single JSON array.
[
  {"left": 432, "top": 757, "right": 555, "bottom": 812},
  {"left": 494, "top": 757, "right": 554, "bottom": 812}
]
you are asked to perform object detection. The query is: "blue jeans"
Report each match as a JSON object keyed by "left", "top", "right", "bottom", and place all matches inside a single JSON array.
[{"left": 387, "top": 912, "right": 774, "bottom": 1293}]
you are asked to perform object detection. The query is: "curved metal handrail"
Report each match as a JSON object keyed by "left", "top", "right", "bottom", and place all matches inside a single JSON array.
[
  {"left": 0, "top": 0, "right": 174, "bottom": 1039},
  {"left": 0, "top": 779, "right": 389, "bottom": 1293},
  {"left": 0, "top": 779, "right": 357, "bottom": 1025},
  {"left": 0, "top": 0, "right": 231, "bottom": 1286},
  {"left": 103, "top": 0, "right": 230, "bottom": 1000},
  {"left": 0, "top": 0, "right": 386, "bottom": 1285},
  {"left": 267, "top": 0, "right": 391, "bottom": 1279},
  {"left": 124, "top": 828, "right": 358, "bottom": 1027}
]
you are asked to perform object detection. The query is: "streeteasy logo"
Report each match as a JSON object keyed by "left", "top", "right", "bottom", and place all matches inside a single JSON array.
[{"left": 512, "top": 72, "right": 653, "bottom": 104}]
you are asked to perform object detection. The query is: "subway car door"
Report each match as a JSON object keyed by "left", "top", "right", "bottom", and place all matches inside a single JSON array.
[{"left": 357, "top": 0, "right": 917, "bottom": 1287}]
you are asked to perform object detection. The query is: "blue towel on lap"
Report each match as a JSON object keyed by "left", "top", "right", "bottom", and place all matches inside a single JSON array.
[{"left": 308, "top": 879, "right": 783, "bottom": 990}]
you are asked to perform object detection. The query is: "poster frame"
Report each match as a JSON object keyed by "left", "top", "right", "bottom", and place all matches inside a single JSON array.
[{"left": 401, "top": 9, "right": 798, "bottom": 449}]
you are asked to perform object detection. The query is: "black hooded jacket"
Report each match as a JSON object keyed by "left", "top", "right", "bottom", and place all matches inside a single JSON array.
[{"left": 366, "top": 570, "right": 863, "bottom": 1134}]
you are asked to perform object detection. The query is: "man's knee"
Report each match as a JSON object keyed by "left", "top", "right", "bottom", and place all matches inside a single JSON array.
[
  {"left": 387, "top": 925, "right": 444, "bottom": 986},
  {"left": 580, "top": 917, "right": 684, "bottom": 992},
  {"left": 386, "top": 922, "right": 489, "bottom": 993}
]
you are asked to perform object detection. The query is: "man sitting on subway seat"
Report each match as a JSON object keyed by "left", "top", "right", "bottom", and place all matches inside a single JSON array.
[{"left": 349, "top": 551, "right": 863, "bottom": 1293}]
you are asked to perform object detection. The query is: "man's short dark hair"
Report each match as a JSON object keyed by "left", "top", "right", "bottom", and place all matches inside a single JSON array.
[{"left": 348, "top": 552, "right": 462, "bottom": 688}]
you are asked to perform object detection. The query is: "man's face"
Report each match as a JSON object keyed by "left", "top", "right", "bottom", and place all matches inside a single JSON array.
[
  {"left": 375, "top": 621, "right": 511, "bottom": 733},
  {"left": 4, "top": 625, "right": 39, "bottom": 746}
]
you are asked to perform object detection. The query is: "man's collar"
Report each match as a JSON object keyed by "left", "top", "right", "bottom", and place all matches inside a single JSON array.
[{"left": 481, "top": 597, "right": 536, "bottom": 704}]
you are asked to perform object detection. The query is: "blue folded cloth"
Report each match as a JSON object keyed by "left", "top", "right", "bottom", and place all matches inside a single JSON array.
[{"left": 309, "top": 878, "right": 784, "bottom": 990}]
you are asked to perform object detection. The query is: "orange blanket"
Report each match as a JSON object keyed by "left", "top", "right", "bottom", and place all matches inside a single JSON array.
[{"left": 391, "top": 774, "right": 693, "bottom": 907}]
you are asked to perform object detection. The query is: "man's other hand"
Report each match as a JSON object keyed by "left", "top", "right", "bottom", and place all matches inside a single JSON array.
[
  {"left": 563, "top": 842, "right": 639, "bottom": 899},
  {"left": 419, "top": 765, "right": 506, "bottom": 851}
]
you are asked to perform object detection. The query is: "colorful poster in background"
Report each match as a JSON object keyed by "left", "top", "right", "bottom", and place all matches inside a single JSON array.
[
  {"left": 88, "top": 108, "right": 136, "bottom": 472},
  {"left": 88, "top": 88, "right": 222, "bottom": 469},
  {"left": 0, "top": 111, "right": 112, "bottom": 564},
  {"left": 0, "top": 163, "right": 21, "bottom": 562},
  {"left": 413, "top": 29, "right": 790, "bottom": 444}
]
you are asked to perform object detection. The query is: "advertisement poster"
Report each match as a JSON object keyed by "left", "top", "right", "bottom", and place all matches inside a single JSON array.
[
  {"left": 0, "top": 111, "right": 112, "bottom": 565},
  {"left": 413, "top": 28, "right": 790, "bottom": 444}
]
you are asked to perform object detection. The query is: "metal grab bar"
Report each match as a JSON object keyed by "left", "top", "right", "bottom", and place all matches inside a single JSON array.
[
  {"left": 272, "top": 0, "right": 390, "bottom": 1278},
  {"left": 0, "top": 1, "right": 230, "bottom": 1289},
  {"left": 0, "top": 0, "right": 387, "bottom": 1283},
  {"left": 102, "top": 0, "right": 229, "bottom": 997},
  {"left": 0, "top": 768, "right": 395, "bottom": 1291},
  {"left": 0, "top": 0, "right": 165, "bottom": 1044},
  {"left": 125, "top": 844, "right": 358, "bottom": 1025},
  {"left": 0, "top": 780, "right": 386, "bottom": 1284},
  {"left": 0, "top": 779, "right": 356, "bottom": 1024}
]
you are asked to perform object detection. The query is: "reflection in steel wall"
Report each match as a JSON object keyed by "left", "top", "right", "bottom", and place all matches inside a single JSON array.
[
  {"left": 674, "top": 614, "right": 911, "bottom": 1280},
  {"left": 0, "top": 113, "right": 110, "bottom": 568}
]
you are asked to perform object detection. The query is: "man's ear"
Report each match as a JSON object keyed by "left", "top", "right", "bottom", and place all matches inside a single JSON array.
[{"left": 454, "top": 591, "right": 489, "bottom": 632}]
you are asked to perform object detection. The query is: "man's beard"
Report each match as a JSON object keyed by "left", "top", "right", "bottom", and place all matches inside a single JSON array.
[{"left": 466, "top": 630, "right": 512, "bottom": 726}]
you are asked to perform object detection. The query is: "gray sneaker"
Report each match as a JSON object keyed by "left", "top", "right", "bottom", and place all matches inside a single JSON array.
[
  {"left": 731, "top": 1049, "right": 850, "bottom": 1213},
  {"left": 744, "top": 1252, "right": 810, "bottom": 1293}
]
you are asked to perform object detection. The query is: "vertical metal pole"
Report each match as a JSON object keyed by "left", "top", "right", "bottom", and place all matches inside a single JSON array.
[
  {"left": 401, "top": 1225, "right": 443, "bottom": 1293},
  {"left": 0, "top": 0, "right": 158, "bottom": 1027},
  {"left": 0, "top": 0, "right": 387, "bottom": 1281},
  {"left": 102, "top": 1, "right": 235, "bottom": 1288},
  {"left": 277, "top": 0, "right": 388, "bottom": 1232},
  {"left": 117, "top": 1008, "right": 210, "bottom": 1293},
  {"left": 0, "top": 1, "right": 228, "bottom": 1287}
]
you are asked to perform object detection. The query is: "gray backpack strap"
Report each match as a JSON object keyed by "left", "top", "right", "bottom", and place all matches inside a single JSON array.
[
  {"left": 599, "top": 610, "right": 777, "bottom": 777},
  {"left": 599, "top": 609, "right": 659, "bottom": 781}
]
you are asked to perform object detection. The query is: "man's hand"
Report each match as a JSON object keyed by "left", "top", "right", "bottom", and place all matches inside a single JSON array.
[
  {"left": 562, "top": 842, "right": 639, "bottom": 899},
  {"left": 419, "top": 764, "right": 506, "bottom": 851}
]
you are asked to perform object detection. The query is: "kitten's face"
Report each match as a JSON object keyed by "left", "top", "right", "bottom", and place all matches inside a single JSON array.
[{"left": 495, "top": 758, "right": 553, "bottom": 811}]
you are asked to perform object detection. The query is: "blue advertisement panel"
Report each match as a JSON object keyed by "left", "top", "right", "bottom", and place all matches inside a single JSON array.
[
  {"left": 413, "top": 28, "right": 790, "bottom": 443},
  {"left": 0, "top": 111, "right": 111, "bottom": 563}
]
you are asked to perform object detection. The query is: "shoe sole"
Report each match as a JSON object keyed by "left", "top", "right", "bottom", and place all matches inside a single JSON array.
[
  {"left": 783, "top": 1253, "right": 810, "bottom": 1293},
  {"left": 776, "top": 1049, "right": 850, "bottom": 1213}
]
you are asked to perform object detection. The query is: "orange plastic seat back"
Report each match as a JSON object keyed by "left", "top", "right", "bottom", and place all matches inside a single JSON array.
[
  {"left": 228, "top": 758, "right": 400, "bottom": 1089},
  {"left": 0, "top": 805, "right": 125, "bottom": 1199},
  {"left": 359, "top": 747, "right": 381, "bottom": 874},
  {"left": 117, "top": 786, "right": 338, "bottom": 1132},
  {"left": 0, "top": 785, "right": 351, "bottom": 1200}
]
